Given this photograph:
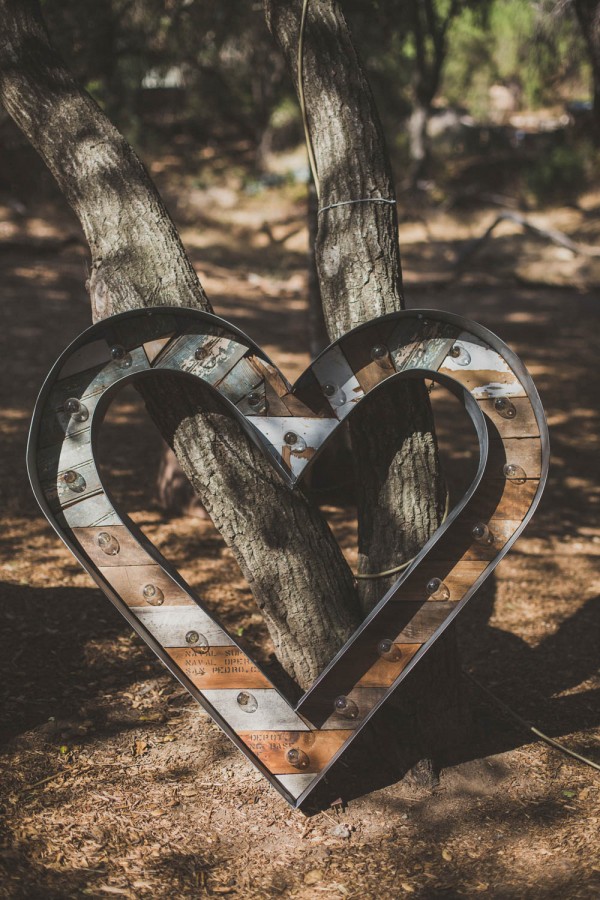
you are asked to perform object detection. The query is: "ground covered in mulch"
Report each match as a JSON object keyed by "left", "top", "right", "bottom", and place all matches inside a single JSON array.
[{"left": 0, "top": 175, "right": 599, "bottom": 898}]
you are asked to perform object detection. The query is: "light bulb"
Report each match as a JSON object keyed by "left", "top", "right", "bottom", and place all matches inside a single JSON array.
[
  {"left": 322, "top": 383, "right": 347, "bottom": 408},
  {"left": 63, "top": 397, "right": 89, "bottom": 423},
  {"left": 237, "top": 691, "right": 258, "bottom": 713},
  {"left": 61, "top": 470, "right": 86, "bottom": 493},
  {"left": 97, "top": 532, "right": 120, "bottom": 556},
  {"left": 142, "top": 584, "right": 165, "bottom": 606},
  {"left": 286, "top": 748, "right": 309, "bottom": 769},
  {"left": 110, "top": 345, "right": 132, "bottom": 368},
  {"left": 472, "top": 522, "right": 494, "bottom": 544},
  {"left": 377, "top": 639, "right": 402, "bottom": 661},
  {"left": 503, "top": 463, "right": 527, "bottom": 484},
  {"left": 370, "top": 344, "right": 389, "bottom": 365},
  {"left": 185, "top": 630, "right": 209, "bottom": 652},
  {"left": 494, "top": 397, "right": 517, "bottom": 419},
  {"left": 333, "top": 695, "right": 359, "bottom": 719},
  {"left": 247, "top": 390, "right": 263, "bottom": 408},
  {"left": 426, "top": 577, "right": 450, "bottom": 601},
  {"left": 284, "top": 431, "right": 307, "bottom": 452},
  {"left": 449, "top": 344, "right": 471, "bottom": 366}
]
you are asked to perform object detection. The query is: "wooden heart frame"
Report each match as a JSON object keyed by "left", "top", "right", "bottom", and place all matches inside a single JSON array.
[{"left": 27, "top": 307, "right": 549, "bottom": 808}]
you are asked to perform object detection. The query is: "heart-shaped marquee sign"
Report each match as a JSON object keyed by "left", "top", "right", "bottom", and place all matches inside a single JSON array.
[{"left": 27, "top": 306, "right": 548, "bottom": 808}]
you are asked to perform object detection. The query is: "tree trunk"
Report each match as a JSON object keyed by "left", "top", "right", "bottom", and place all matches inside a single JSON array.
[
  {"left": 407, "top": 101, "right": 430, "bottom": 186},
  {"left": 0, "top": 0, "right": 361, "bottom": 689},
  {"left": 264, "top": 0, "right": 465, "bottom": 783},
  {"left": 574, "top": 0, "right": 600, "bottom": 143}
]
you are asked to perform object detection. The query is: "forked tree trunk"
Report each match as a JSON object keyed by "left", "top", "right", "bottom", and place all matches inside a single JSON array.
[{"left": 1, "top": 0, "right": 467, "bottom": 783}]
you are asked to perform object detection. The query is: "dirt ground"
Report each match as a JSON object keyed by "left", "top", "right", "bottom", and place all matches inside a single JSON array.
[{"left": 0, "top": 176, "right": 599, "bottom": 899}]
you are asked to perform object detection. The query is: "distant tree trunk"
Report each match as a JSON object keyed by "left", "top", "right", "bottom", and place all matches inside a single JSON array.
[
  {"left": 574, "top": 0, "right": 600, "bottom": 143},
  {"left": 406, "top": 0, "right": 458, "bottom": 185},
  {"left": 265, "top": 0, "right": 466, "bottom": 780},
  {"left": 0, "top": 0, "right": 361, "bottom": 689}
]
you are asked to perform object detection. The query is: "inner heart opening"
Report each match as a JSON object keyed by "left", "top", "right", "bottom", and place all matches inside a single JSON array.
[{"left": 95, "top": 370, "right": 480, "bottom": 700}]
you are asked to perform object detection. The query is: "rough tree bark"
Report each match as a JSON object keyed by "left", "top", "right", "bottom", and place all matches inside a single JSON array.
[{"left": 0, "top": 0, "right": 361, "bottom": 689}]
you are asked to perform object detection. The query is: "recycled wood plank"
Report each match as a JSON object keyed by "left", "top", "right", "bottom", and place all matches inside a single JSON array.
[
  {"left": 158, "top": 334, "right": 247, "bottom": 384},
  {"left": 143, "top": 336, "right": 174, "bottom": 364},
  {"left": 353, "top": 643, "right": 420, "bottom": 687},
  {"left": 238, "top": 729, "right": 353, "bottom": 775},
  {"left": 135, "top": 606, "right": 234, "bottom": 647},
  {"left": 478, "top": 397, "right": 540, "bottom": 438},
  {"left": 340, "top": 323, "right": 397, "bottom": 392},
  {"left": 312, "top": 686, "right": 388, "bottom": 730},
  {"left": 58, "top": 493, "right": 121, "bottom": 529},
  {"left": 217, "top": 356, "right": 264, "bottom": 405},
  {"left": 380, "top": 600, "right": 457, "bottom": 641},
  {"left": 477, "top": 477, "right": 539, "bottom": 520},
  {"left": 389, "top": 318, "right": 459, "bottom": 373},
  {"left": 312, "top": 345, "right": 364, "bottom": 420},
  {"left": 202, "top": 689, "right": 310, "bottom": 732},
  {"left": 99, "top": 564, "right": 193, "bottom": 606},
  {"left": 388, "top": 560, "right": 488, "bottom": 603},
  {"left": 167, "top": 646, "right": 272, "bottom": 689},
  {"left": 427, "top": 518, "right": 523, "bottom": 562},
  {"left": 72, "top": 524, "right": 152, "bottom": 566},
  {"left": 487, "top": 437, "right": 542, "bottom": 479}
]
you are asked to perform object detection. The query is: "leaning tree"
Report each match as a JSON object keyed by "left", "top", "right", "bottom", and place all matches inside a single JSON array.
[{"left": 0, "top": 0, "right": 466, "bottom": 789}]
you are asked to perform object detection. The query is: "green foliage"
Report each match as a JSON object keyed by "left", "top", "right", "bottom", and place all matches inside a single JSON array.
[
  {"left": 525, "top": 141, "right": 591, "bottom": 204},
  {"left": 443, "top": 0, "right": 590, "bottom": 113}
]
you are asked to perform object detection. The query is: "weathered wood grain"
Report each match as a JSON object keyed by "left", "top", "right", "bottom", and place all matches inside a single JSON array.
[
  {"left": 202, "top": 689, "right": 310, "bottom": 732},
  {"left": 72, "top": 524, "right": 152, "bottom": 566},
  {"left": 479, "top": 397, "right": 540, "bottom": 438},
  {"left": 59, "top": 493, "right": 121, "bottom": 529},
  {"left": 143, "top": 335, "right": 174, "bottom": 364},
  {"left": 312, "top": 686, "right": 387, "bottom": 730},
  {"left": 487, "top": 437, "right": 542, "bottom": 479},
  {"left": 238, "top": 729, "right": 352, "bottom": 774},
  {"left": 134, "top": 606, "right": 233, "bottom": 647},
  {"left": 312, "top": 344, "right": 364, "bottom": 419},
  {"left": 167, "top": 646, "right": 272, "bottom": 689},
  {"left": 99, "top": 564, "right": 193, "bottom": 606},
  {"left": 389, "top": 561, "right": 488, "bottom": 603},
  {"left": 428, "top": 518, "right": 523, "bottom": 562}
]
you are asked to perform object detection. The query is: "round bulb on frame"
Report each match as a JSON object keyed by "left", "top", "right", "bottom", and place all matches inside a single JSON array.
[
  {"left": 110, "top": 345, "right": 132, "bottom": 368},
  {"left": 286, "top": 748, "right": 310, "bottom": 769},
  {"left": 503, "top": 462, "right": 527, "bottom": 484},
  {"left": 142, "top": 584, "right": 165, "bottom": 606},
  {"left": 426, "top": 577, "right": 450, "bottom": 601},
  {"left": 61, "top": 470, "right": 86, "bottom": 493},
  {"left": 377, "top": 639, "right": 402, "bottom": 661},
  {"left": 333, "top": 695, "right": 359, "bottom": 719},
  {"left": 449, "top": 344, "right": 471, "bottom": 366},
  {"left": 63, "top": 397, "right": 89, "bottom": 423},
  {"left": 494, "top": 397, "right": 517, "bottom": 419},
  {"left": 472, "top": 522, "right": 494, "bottom": 544},
  {"left": 236, "top": 691, "right": 258, "bottom": 713},
  {"left": 97, "top": 532, "right": 120, "bottom": 556}
]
